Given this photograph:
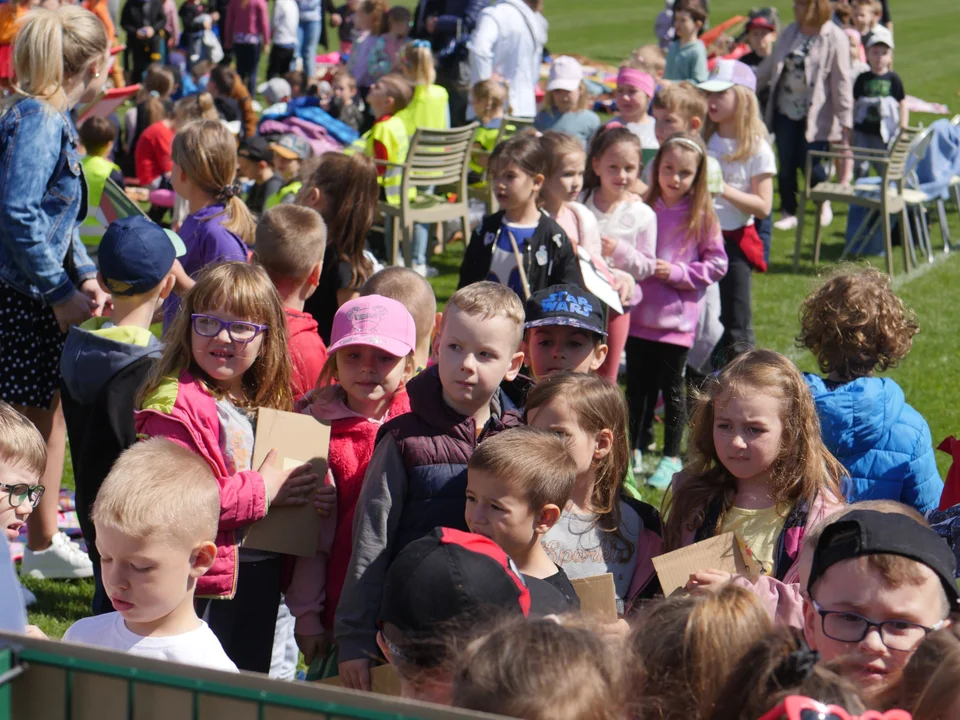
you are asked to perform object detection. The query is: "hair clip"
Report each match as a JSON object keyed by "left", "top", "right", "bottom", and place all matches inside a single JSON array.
[
  {"left": 217, "top": 183, "right": 239, "bottom": 202},
  {"left": 149, "top": 90, "right": 160, "bottom": 98},
  {"left": 771, "top": 647, "right": 820, "bottom": 687},
  {"left": 410, "top": 39, "right": 431, "bottom": 51}
]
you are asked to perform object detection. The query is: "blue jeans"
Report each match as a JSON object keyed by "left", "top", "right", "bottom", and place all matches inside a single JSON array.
[
  {"left": 755, "top": 213, "right": 772, "bottom": 265},
  {"left": 298, "top": 19, "right": 321, "bottom": 80},
  {"left": 385, "top": 222, "right": 430, "bottom": 266},
  {"left": 774, "top": 113, "right": 829, "bottom": 216}
]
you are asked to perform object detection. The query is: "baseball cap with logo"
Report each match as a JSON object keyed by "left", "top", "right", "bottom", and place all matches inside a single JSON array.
[
  {"left": 327, "top": 295, "right": 416, "bottom": 359},
  {"left": 98, "top": 217, "right": 185, "bottom": 296},
  {"left": 524, "top": 284, "right": 607, "bottom": 337},
  {"left": 547, "top": 56, "right": 584, "bottom": 93},
  {"left": 697, "top": 58, "right": 758, "bottom": 94},
  {"left": 269, "top": 133, "right": 312, "bottom": 161}
]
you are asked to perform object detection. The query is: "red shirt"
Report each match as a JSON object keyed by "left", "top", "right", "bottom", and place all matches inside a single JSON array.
[
  {"left": 285, "top": 308, "right": 328, "bottom": 400},
  {"left": 134, "top": 121, "right": 174, "bottom": 187}
]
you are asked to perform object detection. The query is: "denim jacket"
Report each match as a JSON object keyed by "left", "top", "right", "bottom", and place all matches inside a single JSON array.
[{"left": 0, "top": 98, "right": 96, "bottom": 305}]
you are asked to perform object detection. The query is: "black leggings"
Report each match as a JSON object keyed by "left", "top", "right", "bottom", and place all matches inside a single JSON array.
[
  {"left": 626, "top": 336, "right": 689, "bottom": 458},
  {"left": 716, "top": 239, "right": 756, "bottom": 368}
]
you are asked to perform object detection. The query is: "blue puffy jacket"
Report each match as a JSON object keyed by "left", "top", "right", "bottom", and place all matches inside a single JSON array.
[{"left": 805, "top": 374, "right": 942, "bottom": 515}]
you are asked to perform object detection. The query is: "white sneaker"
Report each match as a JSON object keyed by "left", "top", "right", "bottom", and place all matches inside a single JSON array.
[
  {"left": 21, "top": 532, "right": 93, "bottom": 580},
  {"left": 774, "top": 214, "right": 798, "bottom": 231},
  {"left": 412, "top": 263, "right": 439, "bottom": 278},
  {"left": 820, "top": 201, "right": 833, "bottom": 227}
]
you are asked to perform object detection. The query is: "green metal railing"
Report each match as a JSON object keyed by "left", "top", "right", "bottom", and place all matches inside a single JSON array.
[{"left": 0, "top": 632, "right": 499, "bottom": 720}]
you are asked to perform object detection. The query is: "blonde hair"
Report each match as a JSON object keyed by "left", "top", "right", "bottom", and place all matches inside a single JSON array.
[
  {"left": 662, "top": 349, "right": 847, "bottom": 553},
  {"left": 376, "top": 73, "right": 413, "bottom": 113},
  {"left": 13, "top": 6, "right": 108, "bottom": 112},
  {"left": 92, "top": 438, "right": 219, "bottom": 547},
  {"left": 469, "top": 426, "right": 577, "bottom": 511},
  {"left": 0, "top": 401, "right": 45, "bottom": 479},
  {"left": 470, "top": 79, "right": 508, "bottom": 123},
  {"left": 540, "top": 130, "right": 586, "bottom": 186},
  {"left": 631, "top": 584, "right": 772, "bottom": 720},
  {"left": 627, "top": 44, "right": 667, "bottom": 76},
  {"left": 444, "top": 282, "right": 525, "bottom": 351},
  {"left": 402, "top": 41, "right": 435, "bottom": 86},
  {"left": 702, "top": 85, "right": 769, "bottom": 163},
  {"left": 540, "top": 81, "right": 590, "bottom": 113},
  {"left": 254, "top": 204, "right": 327, "bottom": 281},
  {"left": 360, "top": 267, "right": 437, "bottom": 351},
  {"left": 645, "top": 133, "right": 719, "bottom": 245},
  {"left": 138, "top": 263, "right": 293, "bottom": 411},
  {"left": 453, "top": 616, "right": 628, "bottom": 720},
  {"left": 652, "top": 81, "right": 707, "bottom": 126},
  {"left": 172, "top": 120, "right": 255, "bottom": 246}
]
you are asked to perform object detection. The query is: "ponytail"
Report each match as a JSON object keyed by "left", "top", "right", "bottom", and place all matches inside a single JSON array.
[{"left": 13, "top": 6, "right": 108, "bottom": 111}]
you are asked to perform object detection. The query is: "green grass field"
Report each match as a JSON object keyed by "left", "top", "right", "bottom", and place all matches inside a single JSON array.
[{"left": 24, "top": 0, "right": 960, "bottom": 637}]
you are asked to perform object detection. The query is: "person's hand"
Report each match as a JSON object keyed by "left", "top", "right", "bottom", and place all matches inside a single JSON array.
[
  {"left": 79, "top": 278, "right": 109, "bottom": 317},
  {"left": 654, "top": 259, "right": 672, "bottom": 280},
  {"left": 259, "top": 450, "right": 317, "bottom": 506},
  {"left": 141, "top": 26, "right": 155, "bottom": 38},
  {"left": 600, "top": 235, "right": 618, "bottom": 256},
  {"left": 425, "top": 15, "right": 438, "bottom": 33},
  {"left": 684, "top": 569, "right": 733, "bottom": 593},
  {"left": 314, "top": 484, "right": 335, "bottom": 517},
  {"left": 52, "top": 290, "right": 96, "bottom": 333},
  {"left": 613, "top": 273, "right": 635, "bottom": 304},
  {"left": 597, "top": 618, "right": 631, "bottom": 641},
  {"left": 339, "top": 658, "right": 372, "bottom": 691},
  {"left": 211, "top": 10, "right": 220, "bottom": 21},
  {"left": 296, "top": 630, "right": 326, "bottom": 665},
  {"left": 24, "top": 624, "right": 48, "bottom": 639},
  {"left": 330, "top": 12, "right": 342, "bottom": 25}
]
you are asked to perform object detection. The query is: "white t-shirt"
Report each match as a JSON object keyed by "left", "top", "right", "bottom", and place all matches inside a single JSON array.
[
  {"left": 707, "top": 134, "right": 777, "bottom": 231},
  {"left": 63, "top": 612, "right": 238, "bottom": 673}
]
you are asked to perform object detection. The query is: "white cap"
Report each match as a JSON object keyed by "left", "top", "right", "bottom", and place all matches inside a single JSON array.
[
  {"left": 257, "top": 77, "right": 293, "bottom": 105},
  {"left": 546, "top": 56, "right": 584, "bottom": 93},
  {"left": 866, "top": 25, "right": 894, "bottom": 49}
]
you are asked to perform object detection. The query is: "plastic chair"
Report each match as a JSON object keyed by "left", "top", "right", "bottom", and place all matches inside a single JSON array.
[{"left": 467, "top": 115, "right": 535, "bottom": 215}]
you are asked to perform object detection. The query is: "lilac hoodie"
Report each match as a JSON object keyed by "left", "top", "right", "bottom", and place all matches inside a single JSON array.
[{"left": 630, "top": 197, "right": 727, "bottom": 348}]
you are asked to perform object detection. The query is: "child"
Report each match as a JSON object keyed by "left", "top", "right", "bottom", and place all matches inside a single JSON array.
[
  {"left": 851, "top": 0, "right": 881, "bottom": 46},
  {"left": 630, "top": 44, "right": 667, "bottom": 80},
  {"left": 162, "top": 119, "right": 255, "bottom": 330},
  {"left": 523, "top": 284, "right": 609, "bottom": 380},
  {"left": 62, "top": 439, "right": 237, "bottom": 672},
  {"left": 853, "top": 26, "right": 907, "bottom": 177},
  {"left": 332, "top": 0, "right": 358, "bottom": 54},
  {"left": 699, "top": 60, "right": 775, "bottom": 365},
  {"left": 798, "top": 267, "right": 941, "bottom": 514},
  {"left": 804, "top": 509, "right": 959, "bottom": 696},
  {"left": 739, "top": 14, "right": 777, "bottom": 114},
  {"left": 238, "top": 137, "right": 283, "bottom": 217},
  {"left": 534, "top": 56, "right": 601, "bottom": 149},
  {"left": 0, "top": 402, "right": 45, "bottom": 549},
  {"left": 335, "top": 281, "right": 526, "bottom": 690},
  {"left": 265, "top": 133, "right": 313, "bottom": 209},
  {"left": 223, "top": 0, "right": 270, "bottom": 96},
  {"left": 252, "top": 205, "right": 329, "bottom": 400},
  {"left": 78, "top": 117, "right": 125, "bottom": 251},
  {"left": 664, "top": 0, "right": 708, "bottom": 84},
  {"left": 612, "top": 67, "right": 659, "bottom": 160},
  {"left": 468, "top": 79, "right": 507, "bottom": 183},
  {"left": 136, "top": 262, "right": 322, "bottom": 672},
  {"left": 120, "top": 0, "right": 165, "bottom": 82},
  {"left": 527, "top": 372, "right": 664, "bottom": 613},
  {"left": 663, "top": 349, "right": 846, "bottom": 623},
  {"left": 360, "top": 267, "right": 439, "bottom": 372},
  {"left": 346, "top": 0, "right": 387, "bottom": 97},
  {"left": 266, "top": 0, "right": 297, "bottom": 79},
  {"left": 61, "top": 217, "right": 179, "bottom": 615},
  {"left": 884, "top": 626, "right": 960, "bottom": 716},
  {"left": 329, "top": 68, "right": 363, "bottom": 132},
  {"left": 631, "top": 585, "right": 772, "bottom": 720},
  {"left": 459, "top": 134, "right": 581, "bottom": 298},
  {"left": 288, "top": 295, "right": 415, "bottom": 674},
  {"left": 454, "top": 616, "right": 628, "bottom": 720},
  {"left": 179, "top": 0, "right": 207, "bottom": 64},
  {"left": 369, "top": 6, "right": 410, "bottom": 82},
  {"left": 466, "top": 426, "right": 580, "bottom": 608},
  {"left": 847, "top": 28, "right": 870, "bottom": 80}
]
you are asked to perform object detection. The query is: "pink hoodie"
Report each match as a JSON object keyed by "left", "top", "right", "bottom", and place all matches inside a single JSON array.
[{"left": 630, "top": 197, "right": 727, "bottom": 349}]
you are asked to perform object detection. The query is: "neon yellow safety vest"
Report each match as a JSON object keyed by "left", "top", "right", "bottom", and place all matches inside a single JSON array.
[
  {"left": 265, "top": 180, "right": 302, "bottom": 210},
  {"left": 470, "top": 125, "right": 501, "bottom": 176},
  {"left": 347, "top": 115, "right": 412, "bottom": 206},
  {"left": 396, "top": 83, "right": 450, "bottom": 138},
  {"left": 79, "top": 155, "right": 121, "bottom": 247}
]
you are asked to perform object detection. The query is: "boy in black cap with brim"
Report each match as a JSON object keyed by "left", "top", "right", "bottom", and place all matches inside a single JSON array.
[
  {"left": 523, "top": 284, "right": 609, "bottom": 381},
  {"left": 237, "top": 137, "right": 283, "bottom": 217},
  {"left": 374, "top": 527, "right": 567, "bottom": 703},
  {"left": 804, "top": 509, "right": 959, "bottom": 696},
  {"left": 60, "top": 216, "right": 184, "bottom": 614}
]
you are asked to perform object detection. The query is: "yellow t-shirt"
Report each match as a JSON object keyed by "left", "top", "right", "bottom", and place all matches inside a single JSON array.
[{"left": 720, "top": 505, "right": 785, "bottom": 577}]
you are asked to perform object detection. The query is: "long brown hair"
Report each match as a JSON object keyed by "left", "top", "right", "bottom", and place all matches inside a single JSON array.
[
  {"left": 139, "top": 64, "right": 175, "bottom": 129},
  {"left": 631, "top": 584, "right": 772, "bottom": 720},
  {"left": 138, "top": 263, "right": 292, "bottom": 411},
  {"left": 645, "top": 133, "right": 719, "bottom": 247},
  {"left": 582, "top": 125, "right": 642, "bottom": 199},
  {"left": 881, "top": 626, "right": 960, "bottom": 717},
  {"left": 296, "top": 152, "right": 378, "bottom": 287},
  {"left": 525, "top": 372, "right": 631, "bottom": 552},
  {"left": 662, "top": 349, "right": 846, "bottom": 552},
  {"left": 171, "top": 120, "right": 256, "bottom": 246}
]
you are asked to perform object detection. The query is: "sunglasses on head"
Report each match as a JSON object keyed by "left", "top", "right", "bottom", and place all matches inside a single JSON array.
[{"left": 757, "top": 696, "right": 912, "bottom": 720}]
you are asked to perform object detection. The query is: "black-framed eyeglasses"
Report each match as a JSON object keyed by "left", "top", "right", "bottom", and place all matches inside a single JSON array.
[
  {"left": 812, "top": 600, "right": 944, "bottom": 651},
  {"left": 0, "top": 483, "right": 44, "bottom": 508},
  {"left": 191, "top": 314, "right": 267, "bottom": 344}
]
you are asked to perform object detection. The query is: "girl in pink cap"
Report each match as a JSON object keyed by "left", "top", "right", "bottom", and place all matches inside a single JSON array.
[
  {"left": 288, "top": 294, "right": 416, "bottom": 679},
  {"left": 610, "top": 66, "right": 659, "bottom": 170}
]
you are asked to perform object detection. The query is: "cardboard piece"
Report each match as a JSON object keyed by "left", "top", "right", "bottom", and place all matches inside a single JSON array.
[
  {"left": 652, "top": 532, "right": 750, "bottom": 596},
  {"left": 570, "top": 573, "right": 618, "bottom": 623},
  {"left": 243, "top": 408, "right": 330, "bottom": 556},
  {"left": 78, "top": 84, "right": 141, "bottom": 123},
  {"left": 577, "top": 247, "right": 624, "bottom": 315},
  {"left": 319, "top": 664, "right": 402, "bottom": 697}
]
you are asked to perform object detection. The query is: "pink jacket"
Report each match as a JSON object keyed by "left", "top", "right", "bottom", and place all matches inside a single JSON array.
[
  {"left": 224, "top": 0, "right": 270, "bottom": 49},
  {"left": 630, "top": 197, "right": 727, "bottom": 349},
  {"left": 134, "top": 371, "right": 269, "bottom": 599}
]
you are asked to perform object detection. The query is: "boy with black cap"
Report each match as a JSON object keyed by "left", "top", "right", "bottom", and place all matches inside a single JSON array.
[
  {"left": 238, "top": 137, "right": 283, "bottom": 217},
  {"left": 523, "top": 284, "right": 609, "bottom": 381},
  {"left": 60, "top": 216, "right": 184, "bottom": 615},
  {"left": 804, "top": 509, "right": 958, "bottom": 696}
]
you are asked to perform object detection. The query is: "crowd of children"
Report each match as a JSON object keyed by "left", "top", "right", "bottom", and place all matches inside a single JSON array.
[{"left": 3, "top": 0, "right": 958, "bottom": 718}]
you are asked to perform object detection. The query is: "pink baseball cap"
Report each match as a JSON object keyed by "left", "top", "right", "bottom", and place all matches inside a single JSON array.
[
  {"left": 547, "top": 56, "right": 584, "bottom": 93},
  {"left": 616, "top": 67, "right": 655, "bottom": 101},
  {"left": 697, "top": 59, "right": 757, "bottom": 94},
  {"left": 328, "top": 295, "right": 416, "bottom": 359}
]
